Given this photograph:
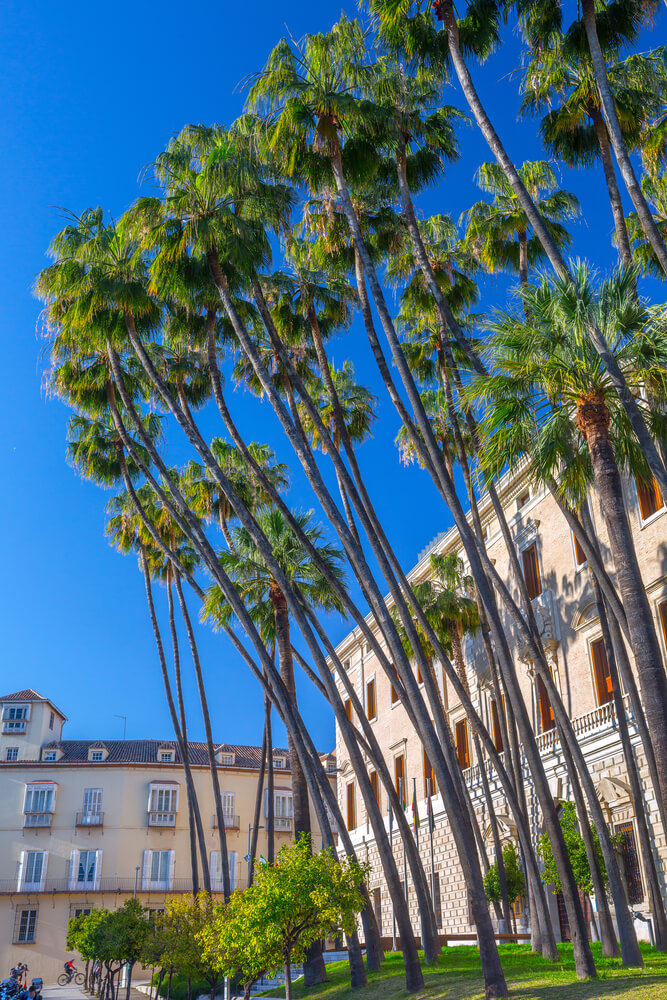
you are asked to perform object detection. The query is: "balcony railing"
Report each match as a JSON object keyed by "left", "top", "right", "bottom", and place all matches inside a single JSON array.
[
  {"left": 273, "top": 817, "right": 292, "bottom": 832},
  {"left": 0, "top": 876, "right": 208, "bottom": 896},
  {"left": 76, "top": 812, "right": 104, "bottom": 827},
  {"left": 23, "top": 813, "right": 53, "bottom": 828},
  {"left": 212, "top": 814, "right": 240, "bottom": 830},
  {"left": 147, "top": 811, "right": 176, "bottom": 827},
  {"left": 3, "top": 721, "right": 26, "bottom": 734}
]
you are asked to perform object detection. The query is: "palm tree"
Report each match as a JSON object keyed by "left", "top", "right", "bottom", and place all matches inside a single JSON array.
[
  {"left": 521, "top": 43, "right": 666, "bottom": 269},
  {"left": 462, "top": 161, "right": 579, "bottom": 285},
  {"left": 473, "top": 264, "right": 667, "bottom": 818},
  {"left": 627, "top": 172, "right": 667, "bottom": 277}
]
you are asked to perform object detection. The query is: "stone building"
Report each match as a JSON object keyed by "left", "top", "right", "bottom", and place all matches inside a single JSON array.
[
  {"left": 0, "top": 689, "right": 335, "bottom": 980},
  {"left": 332, "top": 467, "right": 667, "bottom": 944}
]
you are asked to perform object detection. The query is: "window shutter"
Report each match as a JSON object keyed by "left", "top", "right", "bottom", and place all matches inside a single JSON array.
[
  {"left": 39, "top": 851, "right": 49, "bottom": 891},
  {"left": 69, "top": 850, "right": 80, "bottom": 890},
  {"left": 142, "top": 850, "right": 151, "bottom": 890},
  {"left": 209, "top": 851, "right": 219, "bottom": 890},
  {"left": 167, "top": 851, "right": 175, "bottom": 889},
  {"left": 94, "top": 850, "right": 103, "bottom": 891},
  {"left": 264, "top": 788, "right": 269, "bottom": 818},
  {"left": 17, "top": 851, "right": 25, "bottom": 892},
  {"left": 228, "top": 851, "right": 237, "bottom": 891}
]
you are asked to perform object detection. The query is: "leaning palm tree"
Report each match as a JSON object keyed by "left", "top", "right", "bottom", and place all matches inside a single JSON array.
[
  {"left": 627, "top": 172, "right": 667, "bottom": 277},
  {"left": 462, "top": 161, "right": 579, "bottom": 285},
  {"left": 473, "top": 263, "right": 667, "bottom": 817}
]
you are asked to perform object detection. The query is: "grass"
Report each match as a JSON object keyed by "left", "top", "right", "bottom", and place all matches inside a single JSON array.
[{"left": 260, "top": 943, "right": 667, "bottom": 1000}]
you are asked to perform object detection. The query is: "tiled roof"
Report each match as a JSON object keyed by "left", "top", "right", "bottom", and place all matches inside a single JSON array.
[
  {"left": 0, "top": 689, "right": 67, "bottom": 720},
  {"left": 38, "top": 739, "right": 308, "bottom": 768}
]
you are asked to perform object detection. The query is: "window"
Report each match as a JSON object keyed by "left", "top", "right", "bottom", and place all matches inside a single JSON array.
[
  {"left": 159, "top": 751, "right": 174, "bottom": 762},
  {"left": 423, "top": 746, "right": 436, "bottom": 798},
  {"left": 390, "top": 666, "right": 400, "bottom": 705},
  {"left": 14, "top": 909, "right": 38, "bottom": 944},
  {"left": 210, "top": 850, "right": 237, "bottom": 892},
  {"left": 344, "top": 699, "right": 352, "bottom": 721},
  {"left": 521, "top": 542, "right": 542, "bottom": 600},
  {"left": 512, "top": 896, "right": 522, "bottom": 918},
  {"left": 455, "top": 719, "right": 470, "bottom": 769},
  {"left": 268, "top": 790, "right": 293, "bottom": 830},
  {"left": 148, "top": 784, "right": 178, "bottom": 825},
  {"left": 6, "top": 747, "right": 18, "bottom": 762},
  {"left": 517, "top": 489, "right": 530, "bottom": 511},
  {"left": 43, "top": 752, "right": 57, "bottom": 762},
  {"left": 24, "top": 783, "right": 55, "bottom": 825},
  {"left": 273, "top": 756, "right": 286, "bottom": 769},
  {"left": 659, "top": 600, "right": 667, "bottom": 655},
  {"left": 90, "top": 751, "right": 104, "bottom": 762},
  {"left": 219, "top": 752, "right": 234, "bottom": 765},
  {"left": 142, "top": 850, "right": 174, "bottom": 890},
  {"left": 19, "top": 851, "right": 47, "bottom": 891},
  {"left": 221, "top": 791, "right": 236, "bottom": 824},
  {"left": 433, "top": 872, "right": 442, "bottom": 927},
  {"left": 615, "top": 822, "right": 644, "bottom": 904},
  {"left": 590, "top": 637, "right": 613, "bottom": 707},
  {"left": 81, "top": 788, "right": 103, "bottom": 824},
  {"left": 490, "top": 698, "right": 505, "bottom": 753},
  {"left": 366, "top": 678, "right": 376, "bottom": 721},
  {"left": 536, "top": 674, "right": 555, "bottom": 733},
  {"left": 572, "top": 532, "right": 587, "bottom": 568},
  {"left": 4, "top": 706, "right": 28, "bottom": 720},
  {"left": 69, "top": 850, "right": 101, "bottom": 890},
  {"left": 394, "top": 754, "right": 405, "bottom": 806},
  {"left": 370, "top": 770, "right": 380, "bottom": 806},
  {"left": 70, "top": 907, "right": 92, "bottom": 919},
  {"left": 49, "top": 711, "right": 54, "bottom": 730},
  {"left": 346, "top": 781, "right": 356, "bottom": 831},
  {"left": 636, "top": 476, "right": 664, "bottom": 521},
  {"left": 373, "top": 887, "right": 382, "bottom": 930}
]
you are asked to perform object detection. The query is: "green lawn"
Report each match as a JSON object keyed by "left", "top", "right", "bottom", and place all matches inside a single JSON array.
[{"left": 261, "top": 943, "right": 667, "bottom": 1000}]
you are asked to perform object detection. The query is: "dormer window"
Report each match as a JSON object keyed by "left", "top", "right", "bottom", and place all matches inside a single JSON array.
[
  {"left": 88, "top": 747, "right": 108, "bottom": 762},
  {"left": 44, "top": 752, "right": 57, "bottom": 762},
  {"left": 274, "top": 756, "right": 286, "bottom": 769},
  {"left": 159, "top": 751, "right": 174, "bottom": 763},
  {"left": 218, "top": 751, "right": 235, "bottom": 766}
]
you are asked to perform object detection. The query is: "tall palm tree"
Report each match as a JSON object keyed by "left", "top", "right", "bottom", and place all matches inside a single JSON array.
[
  {"left": 627, "top": 172, "right": 667, "bottom": 277},
  {"left": 462, "top": 161, "right": 579, "bottom": 285},
  {"left": 521, "top": 43, "right": 666, "bottom": 269},
  {"left": 473, "top": 264, "right": 667, "bottom": 817}
]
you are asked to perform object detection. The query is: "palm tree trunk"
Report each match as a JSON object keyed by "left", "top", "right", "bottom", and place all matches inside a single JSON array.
[
  {"left": 173, "top": 572, "right": 231, "bottom": 899},
  {"left": 579, "top": 402, "right": 667, "bottom": 814},
  {"left": 518, "top": 231, "right": 529, "bottom": 286},
  {"left": 139, "top": 548, "right": 209, "bottom": 895},
  {"left": 248, "top": 710, "right": 268, "bottom": 886},
  {"left": 167, "top": 575, "right": 210, "bottom": 892},
  {"left": 581, "top": 0, "right": 667, "bottom": 275},
  {"left": 265, "top": 691, "right": 275, "bottom": 864},
  {"left": 590, "top": 107, "right": 633, "bottom": 269},
  {"left": 433, "top": 5, "right": 667, "bottom": 500}
]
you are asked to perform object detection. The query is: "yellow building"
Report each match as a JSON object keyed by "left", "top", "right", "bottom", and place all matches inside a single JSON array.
[{"left": 0, "top": 689, "right": 335, "bottom": 981}]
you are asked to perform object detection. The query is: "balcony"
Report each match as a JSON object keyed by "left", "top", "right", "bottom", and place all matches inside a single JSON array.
[
  {"left": 76, "top": 811, "right": 104, "bottom": 828},
  {"left": 0, "top": 876, "right": 200, "bottom": 896},
  {"left": 212, "top": 813, "right": 240, "bottom": 830},
  {"left": 147, "top": 812, "right": 176, "bottom": 827},
  {"left": 3, "top": 721, "right": 26, "bottom": 734},
  {"left": 23, "top": 812, "right": 53, "bottom": 828}
]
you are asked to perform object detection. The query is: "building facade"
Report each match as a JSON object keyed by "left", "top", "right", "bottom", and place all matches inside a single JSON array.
[
  {"left": 332, "top": 469, "right": 667, "bottom": 944},
  {"left": 0, "top": 690, "right": 335, "bottom": 980}
]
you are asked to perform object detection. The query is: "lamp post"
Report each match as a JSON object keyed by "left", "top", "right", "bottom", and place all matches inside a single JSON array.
[
  {"left": 245, "top": 823, "right": 264, "bottom": 886},
  {"left": 133, "top": 865, "right": 140, "bottom": 898}
]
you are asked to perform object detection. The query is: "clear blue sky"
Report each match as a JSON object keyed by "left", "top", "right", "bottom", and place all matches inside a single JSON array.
[{"left": 0, "top": 0, "right": 660, "bottom": 749}]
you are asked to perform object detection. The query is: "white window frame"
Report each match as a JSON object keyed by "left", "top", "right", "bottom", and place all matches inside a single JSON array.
[
  {"left": 142, "top": 849, "right": 175, "bottom": 891},
  {"left": 3, "top": 705, "right": 29, "bottom": 721},
  {"left": 218, "top": 752, "right": 234, "bottom": 766},
  {"left": 159, "top": 751, "right": 174, "bottom": 763},
  {"left": 43, "top": 751, "right": 57, "bottom": 762},
  {"left": 633, "top": 477, "right": 666, "bottom": 529},
  {"left": 273, "top": 757, "right": 286, "bottom": 769},
  {"left": 82, "top": 788, "right": 103, "bottom": 822},
  {"left": 6, "top": 747, "right": 18, "bottom": 761},
  {"left": 209, "top": 850, "right": 238, "bottom": 892},
  {"left": 14, "top": 907, "right": 38, "bottom": 944},
  {"left": 147, "top": 783, "right": 179, "bottom": 825},
  {"left": 69, "top": 849, "right": 103, "bottom": 890},
  {"left": 24, "top": 783, "right": 56, "bottom": 817},
  {"left": 18, "top": 850, "right": 48, "bottom": 892},
  {"left": 90, "top": 751, "right": 104, "bottom": 762}
]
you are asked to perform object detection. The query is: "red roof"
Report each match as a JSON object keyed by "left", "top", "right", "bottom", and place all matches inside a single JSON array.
[
  {"left": 35, "top": 739, "right": 334, "bottom": 769},
  {"left": 0, "top": 689, "right": 67, "bottom": 719}
]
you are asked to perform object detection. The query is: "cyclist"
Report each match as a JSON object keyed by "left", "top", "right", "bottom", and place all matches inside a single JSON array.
[{"left": 63, "top": 961, "right": 76, "bottom": 981}]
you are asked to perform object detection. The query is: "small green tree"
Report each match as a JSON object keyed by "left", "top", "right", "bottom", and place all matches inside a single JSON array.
[
  {"left": 200, "top": 835, "right": 368, "bottom": 1000},
  {"left": 483, "top": 842, "right": 526, "bottom": 913},
  {"left": 160, "top": 894, "right": 223, "bottom": 1000},
  {"left": 67, "top": 908, "right": 109, "bottom": 991},
  {"left": 538, "top": 801, "right": 606, "bottom": 895}
]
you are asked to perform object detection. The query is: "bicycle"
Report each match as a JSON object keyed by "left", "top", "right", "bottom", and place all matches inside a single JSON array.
[{"left": 57, "top": 971, "right": 84, "bottom": 987}]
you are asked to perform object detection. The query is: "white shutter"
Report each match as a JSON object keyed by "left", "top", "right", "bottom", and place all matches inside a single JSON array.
[
  {"left": 167, "top": 851, "right": 175, "bottom": 889},
  {"left": 39, "top": 851, "right": 49, "bottom": 891},
  {"left": 94, "top": 850, "right": 103, "bottom": 891},
  {"left": 142, "top": 850, "right": 151, "bottom": 890},
  {"left": 17, "top": 851, "right": 25, "bottom": 892},
  {"left": 221, "top": 791, "right": 234, "bottom": 818},
  {"left": 228, "top": 851, "right": 237, "bottom": 891},
  {"left": 263, "top": 788, "right": 269, "bottom": 817},
  {"left": 209, "top": 851, "right": 219, "bottom": 891},
  {"left": 69, "top": 850, "right": 80, "bottom": 890}
]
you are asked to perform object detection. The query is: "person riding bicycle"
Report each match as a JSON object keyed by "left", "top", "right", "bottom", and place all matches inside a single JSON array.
[{"left": 63, "top": 961, "right": 76, "bottom": 980}]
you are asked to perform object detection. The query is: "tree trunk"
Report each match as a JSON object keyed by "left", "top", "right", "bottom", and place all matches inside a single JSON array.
[
  {"left": 248, "top": 708, "right": 268, "bottom": 886},
  {"left": 590, "top": 107, "right": 633, "bottom": 269},
  {"left": 581, "top": 0, "right": 667, "bottom": 276},
  {"left": 174, "top": 572, "right": 231, "bottom": 899},
  {"left": 124, "top": 962, "right": 134, "bottom": 1000},
  {"left": 580, "top": 402, "right": 667, "bottom": 815},
  {"left": 518, "top": 230, "right": 529, "bottom": 286},
  {"left": 265, "top": 691, "right": 275, "bottom": 864}
]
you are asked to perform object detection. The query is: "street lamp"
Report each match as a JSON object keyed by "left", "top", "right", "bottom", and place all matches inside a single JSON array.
[
  {"left": 245, "top": 823, "right": 264, "bottom": 886},
  {"left": 133, "top": 865, "right": 140, "bottom": 898}
]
